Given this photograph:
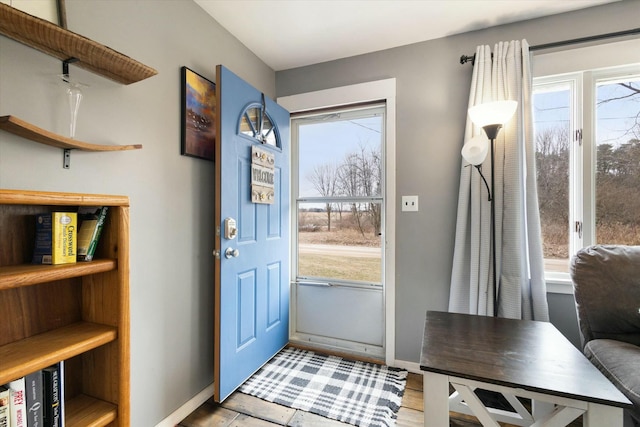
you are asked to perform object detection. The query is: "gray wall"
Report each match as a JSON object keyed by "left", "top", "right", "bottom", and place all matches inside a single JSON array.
[
  {"left": 276, "top": 0, "right": 640, "bottom": 362},
  {"left": 548, "top": 292, "right": 582, "bottom": 348},
  {"left": 2, "top": 0, "right": 638, "bottom": 424},
  {"left": 0, "top": 0, "right": 273, "bottom": 425}
]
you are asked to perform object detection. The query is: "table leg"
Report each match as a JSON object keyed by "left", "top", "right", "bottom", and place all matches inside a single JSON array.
[
  {"left": 583, "top": 403, "right": 623, "bottom": 427},
  {"left": 532, "top": 399, "right": 554, "bottom": 419},
  {"left": 423, "top": 371, "right": 449, "bottom": 427}
]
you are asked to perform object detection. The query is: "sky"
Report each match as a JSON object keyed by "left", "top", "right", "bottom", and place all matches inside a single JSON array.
[
  {"left": 533, "top": 78, "right": 640, "bottom": 148},
  {"left": 595, "top": 80, "right": 640, "bottom": 146},
  {"left": 295, "top": 113, "right": 383, "bottom": 198}
]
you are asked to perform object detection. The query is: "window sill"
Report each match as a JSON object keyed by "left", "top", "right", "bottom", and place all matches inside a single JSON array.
[{"left": 545, "top": 272, "right": 573, "bottom": 294}]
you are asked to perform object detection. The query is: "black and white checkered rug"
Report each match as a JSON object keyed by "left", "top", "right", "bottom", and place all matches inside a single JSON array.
[{"left": 238, "top": 347, "right": 407, "bottom": 427}]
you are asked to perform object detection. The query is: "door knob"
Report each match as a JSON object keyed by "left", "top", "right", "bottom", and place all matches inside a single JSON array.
[{"left": 225, "top": 247, "right": 240, "bottom": 259}]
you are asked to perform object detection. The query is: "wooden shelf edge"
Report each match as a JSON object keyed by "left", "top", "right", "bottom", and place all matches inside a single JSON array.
[
  {"left": 0, "top": 3, "right": 157, "bottom": 85},
  {"left": 0, "top": 116, "right": 143, "bottom": 151},
  {"left": 0, "top": 321, "right": 118, "bottom": 385},
  {"left": 0, "top": 189, "right": 130, "bottom": 206},
  {"left": 66, "top": 394, "right": 118, "bottom": 427},
  {"left": 0, "top": 259, "right": 117, "bottom": 291}
]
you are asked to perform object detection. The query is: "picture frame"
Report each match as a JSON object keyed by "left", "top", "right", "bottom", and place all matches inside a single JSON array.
[{"left": 181, "top": 66, "right": 216, "bottom": 161}]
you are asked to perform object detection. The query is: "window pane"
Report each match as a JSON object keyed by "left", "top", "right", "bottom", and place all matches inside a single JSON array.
[
  {"left": 595, "top": 78, "right": 640, "bottom": 246},
  {"left": 298, "top": 202, "right": 381, "bottom": 284},
  {"left": 533, "top": 85, "right": 571, "bottom": 273},
  {"left": 297, "top": 113, "right": 383, "bottom": 198},
  {"left": 239, "top": 107, "right": 277, "bottom": 146},
  {"left": 295, "top": 107, "right": 384, "bottom": 286}
]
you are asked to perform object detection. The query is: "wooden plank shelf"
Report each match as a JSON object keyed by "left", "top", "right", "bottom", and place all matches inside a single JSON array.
[
  {"left": 0, "top": 321, "right": 118, "bottom": 385},
  {"left": 0, "top": 3, "right": 157, "bottom": 85},
  {"left": 0, "top": 259, "right": 117, "bottom": 290},
  {"left": 0, "top": 116, "right": 143, "bottom": 151},
  {"left": 66, "top": 394, "right": 118, "bottom": 427},
  {"left": 0, "top": 189, "right": 130, "bottom": 206}
]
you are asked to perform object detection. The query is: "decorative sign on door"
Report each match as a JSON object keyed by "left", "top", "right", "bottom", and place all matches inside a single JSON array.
[{"left": 251, "top": 146, "right": 275, "bottom": 204}]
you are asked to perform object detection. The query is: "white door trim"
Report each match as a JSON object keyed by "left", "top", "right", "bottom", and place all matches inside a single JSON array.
[{"left": 279, "top": 78, "right": 397, "bottom": 365}]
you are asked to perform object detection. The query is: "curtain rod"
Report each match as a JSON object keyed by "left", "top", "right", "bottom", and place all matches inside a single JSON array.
[{"left": 459, "top": 27, "right": 640, "bottom": 65}]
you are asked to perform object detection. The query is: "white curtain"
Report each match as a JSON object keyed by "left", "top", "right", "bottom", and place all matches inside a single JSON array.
[{"left": 449, "top": 40, "right": 549, "bottom": 321}]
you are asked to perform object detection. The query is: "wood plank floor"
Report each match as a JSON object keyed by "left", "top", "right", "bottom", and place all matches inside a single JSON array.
[{"left": 177, "top": 372, "right": 582, "bottom": 426}]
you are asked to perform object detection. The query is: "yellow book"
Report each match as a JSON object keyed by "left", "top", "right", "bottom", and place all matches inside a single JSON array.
[{"left": 52, "top": 212, "right": 77, "bottom": 264}]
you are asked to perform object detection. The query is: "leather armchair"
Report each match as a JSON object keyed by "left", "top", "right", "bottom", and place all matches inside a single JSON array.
[{"left": 571, "top": 245, "right": 640, "bottom": 425}]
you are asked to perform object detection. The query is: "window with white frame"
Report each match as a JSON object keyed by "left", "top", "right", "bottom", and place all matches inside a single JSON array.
[
  {"left": 292, "top": 104, "right": 385, "bottom": 287},
  {"left": 533, "top": 60, "right": 640, "bottom": 278}
]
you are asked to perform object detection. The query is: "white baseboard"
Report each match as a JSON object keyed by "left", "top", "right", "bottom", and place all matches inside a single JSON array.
[{"left": 155, "top": 383, "right": 214, "bottom": 427}]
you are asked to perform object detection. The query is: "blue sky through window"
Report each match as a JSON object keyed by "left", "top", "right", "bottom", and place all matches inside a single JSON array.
[{"left": 297, "top": 115, "right": 383, "bottom": 198}]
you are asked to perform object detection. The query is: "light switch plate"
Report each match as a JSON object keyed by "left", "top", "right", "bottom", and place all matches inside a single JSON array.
[{"left": 402, "top": 195, "right": 419, "bottom": 212}]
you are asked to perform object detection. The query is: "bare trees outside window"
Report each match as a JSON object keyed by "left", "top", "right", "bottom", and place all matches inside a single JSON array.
[
  {"left": 294, "top": 105, "right": 384, "bottom": 285},
  {"left": 595, "top": 80, "right": 640, "bottom": 244},
  {"left": 533, "top": 73, "right": 640, "bottom": 274}
]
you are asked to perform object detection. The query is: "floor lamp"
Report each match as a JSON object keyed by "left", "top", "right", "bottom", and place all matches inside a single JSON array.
[{"left": 461, "top": 100, "right": 517, "bottom": 317}]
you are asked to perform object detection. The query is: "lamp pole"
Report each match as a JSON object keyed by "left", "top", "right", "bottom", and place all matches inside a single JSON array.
[
  {"left": 465, "top": 100, "right": 517, "bottom": 318},
  {"left": 483, "top": 124, "right": 502, "bottom": 318}
]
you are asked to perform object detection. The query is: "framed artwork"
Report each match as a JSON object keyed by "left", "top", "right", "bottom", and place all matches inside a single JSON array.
[
  {"left": 181, "top": 66, "right": 216, "bottom": 160},
  {"left": 8, "top": 0, "right": 62, "bottom": 25}
]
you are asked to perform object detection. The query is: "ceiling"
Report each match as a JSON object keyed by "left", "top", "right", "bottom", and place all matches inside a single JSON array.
[{"left": 194, "top": 0, "right": 617, "bottom": 71}]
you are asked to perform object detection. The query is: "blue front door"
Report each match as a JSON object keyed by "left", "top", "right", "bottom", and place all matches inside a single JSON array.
[{"left": 214, "top": 65, "right": 290, "bottom": 402}]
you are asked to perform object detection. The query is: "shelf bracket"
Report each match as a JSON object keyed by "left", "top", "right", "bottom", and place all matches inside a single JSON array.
[
  {"left": 61, "top": 57, "right": 78, "bottom": 170},
  {"left": 63, "top": 149, "right": 71, "bottom": 169},
  {"left": 62, "top": 57, "right": 79, "bottom": 79}
]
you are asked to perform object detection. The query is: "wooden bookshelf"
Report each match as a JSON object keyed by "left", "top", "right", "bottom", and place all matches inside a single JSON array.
[
  {"left": 0, "top": 3, "right": 157, "bottom": 85},
  {"left": 0, "top": 189, "right": 131, "bottom": 427}
]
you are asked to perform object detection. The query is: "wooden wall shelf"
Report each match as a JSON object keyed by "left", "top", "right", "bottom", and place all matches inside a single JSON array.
[
  {"left": 0, "top": 116, "right": 142, "bottom": 151},
  {"left": 0, "top": 3, "right": 157, "bottom": 85}
]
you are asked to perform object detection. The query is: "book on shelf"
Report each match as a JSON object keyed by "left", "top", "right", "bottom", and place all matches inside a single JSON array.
[
  {"left": 25, "top": 371, "right": 43, "bottom": 427},
  {"left": 31, "top": 212, "right": 77, "bottom": 265},
  {"left": 59, "top": 363, "right": 65, "bottom": 427},
  {"left": 76, "top": 206, "right": 108, "bottom": 262},
  {"left": 42, "top": 363, "right": 63, "bottom": 427},
  {"left": 0, "top": 386, "right": 10, "bottom": 427},
  {"left": 8, "top": 377, "right": 25, "bottom": 427}
]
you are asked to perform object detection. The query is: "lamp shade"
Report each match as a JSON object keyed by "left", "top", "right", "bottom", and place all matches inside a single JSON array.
[
  {"left": 468, "top": 100, "right": 518, "bottom": 128},
  {"left": 461, "top": 134, "right": 489, "bottom": 165}
]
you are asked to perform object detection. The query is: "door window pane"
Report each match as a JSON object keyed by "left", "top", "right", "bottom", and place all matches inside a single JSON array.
[
  {"left": 294, "top": 106, "right": 384, "bottom": 286},
  {"left": 533, "top": 84, "right": 572, "bottom": 273},
  {"left": 298, "top": 202, "right": 381, "bottom": 284},
  {"left": 239, "top": 106, "right": 276, "bottom": 146},
  {"left": 595, "top": 77, "right": 640, "bottom": 245},
  {"left": 298, "top": 114, "right": 382, "bottom": 198}
]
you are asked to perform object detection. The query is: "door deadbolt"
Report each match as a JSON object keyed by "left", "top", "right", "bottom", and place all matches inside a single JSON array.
[{"left": 224, "top": 217, "right": 237, "bottom": 240}]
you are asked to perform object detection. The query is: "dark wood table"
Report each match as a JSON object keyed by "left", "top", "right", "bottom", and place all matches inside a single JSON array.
[{"left": 419, "top": 311, "right": 632, "bottom": 426}]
